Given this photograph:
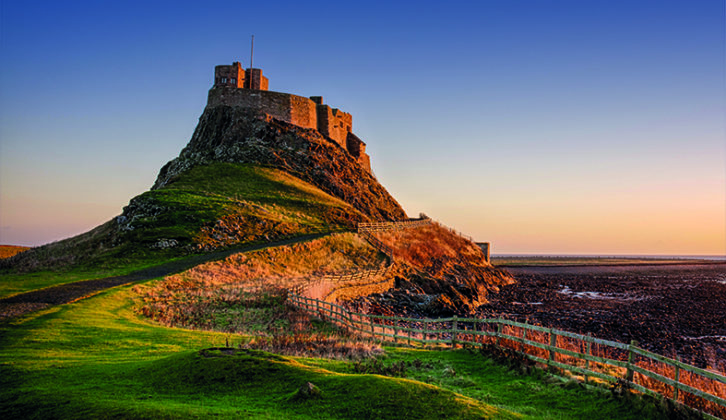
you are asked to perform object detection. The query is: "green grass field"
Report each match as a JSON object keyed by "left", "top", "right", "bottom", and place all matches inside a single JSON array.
[
  {"left": 0, "top": 278, "right": 690, "bottom": 419},
  {"left": 0, "top": 284, "right": 509, "bottom": 419}
]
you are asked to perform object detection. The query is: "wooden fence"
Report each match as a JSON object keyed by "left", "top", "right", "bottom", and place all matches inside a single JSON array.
[
  {"left": 358, "top": 230, "right": 396, "bottom": 259},
  {"left": 357, "top": 216, "right": 432, "bottom": 260},
  {"left": 288, "top": 291, "right": 726, "bottom": 419},
  {"left": 289, "top": 267, "right": 392, "bottom": 302},
  {"left": 358, "top": 216, "right": 432, "bottom": 233},
  {"left": 430, "top": 220, "right": 475, "bottom": 242},
  {"left": 359, "top": 217, "right": 476, "bottom": 250}
]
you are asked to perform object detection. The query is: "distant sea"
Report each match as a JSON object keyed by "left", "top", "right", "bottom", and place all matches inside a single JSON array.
[{"left": 492, "top": 254, "right": 726, "bottom": 261}]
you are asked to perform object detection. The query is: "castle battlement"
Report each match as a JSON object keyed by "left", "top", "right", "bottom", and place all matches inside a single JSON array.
[{"left": 207, "top": 63, "right": 370, "bottom": 173}]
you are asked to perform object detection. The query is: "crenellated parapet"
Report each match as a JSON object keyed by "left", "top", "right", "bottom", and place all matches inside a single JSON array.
[{"left": 206, "top": 62, "right": 371, "bottom": 173}]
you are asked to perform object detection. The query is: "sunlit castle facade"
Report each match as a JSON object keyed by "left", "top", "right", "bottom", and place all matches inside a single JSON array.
[{"left": 207, "top": 62, "right": 371, "bottom": 173}]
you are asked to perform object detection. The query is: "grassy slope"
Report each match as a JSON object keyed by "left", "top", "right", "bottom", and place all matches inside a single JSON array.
[
  {"left": 1, "top": 163, "right": 366, "bottom": 298},
  {"left": 307, "top": 348, "right": 679, "bottom": 420},
  {"left": 0, "top": 279, "right": 681, "bottom": 419},
  {"left": 0, "top": 285, "right": 511, "bottom": 419},
  {"left": 136, "top": 162, "right": 366, "bottom": 250},
  {"left": 0, "top": 263, "right": 167, "bottom": 300}
]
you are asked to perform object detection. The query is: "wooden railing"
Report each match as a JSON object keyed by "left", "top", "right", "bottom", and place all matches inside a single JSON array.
[
  {"left": 358, "top": 230, "right": 395, "bottom": 259},
  {"left": 288, "top": 292, "right": 726, "bottom": 419},
  {"left": 290, "top": 267, "right": 392, "bottom": 302},
  {"left": 358, "top": 216, "right": 432, "bottom": 233},
  {"left": 357, "top": 216, "right": 432, "bottom": 260},
  {"left": 435, "top": 222, "right": 474, "bottom": 242}
]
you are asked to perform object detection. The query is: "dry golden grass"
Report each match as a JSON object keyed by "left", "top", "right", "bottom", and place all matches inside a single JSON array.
[
  {"left": 363, "top": 222, "right": 514, "bottom": 312},
  {"left": 372, "top": 222, "right": 488, "bottom": 275},
  {"left": 134, "top": 233, "right": 386, "bottom": 332},
  {"left": 243, "top": 327, "right": 383, "bottom": 360},
  {"left": 0, "top": 245, "right": 30, "bottom": 259},
  {"left": 160, "top": 232, "right": 384, "bottom": 291},
  {"left": 132, "top": 233, "right": 389, "bottom": 359}
]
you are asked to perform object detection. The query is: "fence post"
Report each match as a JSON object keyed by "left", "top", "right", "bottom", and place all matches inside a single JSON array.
[
  {"left": 521, "top": 325, "right": 526, "bottom": 353},
  {"left": 625, "top": 340, "right": 638, "bottom": 383},
  {"left": 496, "top": 320, "right": 503, "bottom": 347},
  {"left": 424, "top": 321, "right": 429, "bottom": 348},
  {"left": 548, "top": 329, "right": 557, "bottom": 366},
  {"left": 585, "top": 335, "right": 591, "bottom": 385},
  {"left": 451, "top": 316, "right": 458, "bottom": 347},
  {"left": 674, "top": 356, "right": 681, "bottom": 401},
  {"left": 473, "top": 320, "right": 478, "bottom": 345}
]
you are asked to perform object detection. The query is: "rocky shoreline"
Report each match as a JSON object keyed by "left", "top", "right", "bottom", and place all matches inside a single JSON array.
[{"left": 478, "top": 263, "right": 726, "bottom": 369}]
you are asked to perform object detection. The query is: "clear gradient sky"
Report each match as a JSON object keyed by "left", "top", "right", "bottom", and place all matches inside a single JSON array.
[{"left": 1, "top": 0, "right": 724, "bottom": 255}]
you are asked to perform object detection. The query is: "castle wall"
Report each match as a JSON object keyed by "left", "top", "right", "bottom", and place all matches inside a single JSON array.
[
  {"left": 207, "top": 87, "right": 317, "bottom": 130},
  {"left": 346, "top": 133, "right": 371, "bottom": 172},
  {"left": 315, "top": 106, "right": 336, "bottom": 146},
  {"left": 289, "top": 95, "right": 317, "bottom": 130},
  {"left": 346, "top": 132, "right": 364, "bottom": 158},
  {"left": 316, "top": 105, "right": 352, "bottom": 148},
  {"left": 357, "top": 153, "right": 371, "bottom": 173}
]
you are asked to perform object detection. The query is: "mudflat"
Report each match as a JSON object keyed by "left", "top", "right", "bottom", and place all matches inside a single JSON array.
[{"left": 478, "top": 263, "right": 726, "bottom": 369}]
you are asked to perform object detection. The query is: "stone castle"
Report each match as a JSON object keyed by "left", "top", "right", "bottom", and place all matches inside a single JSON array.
[{"left": 207, "top": 62, "right": 371, "bottom": 172}]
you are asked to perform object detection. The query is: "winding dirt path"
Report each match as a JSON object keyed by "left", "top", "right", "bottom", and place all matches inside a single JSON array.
[{"left": 0, "top": 233, "right": 332, "bottom": 320}]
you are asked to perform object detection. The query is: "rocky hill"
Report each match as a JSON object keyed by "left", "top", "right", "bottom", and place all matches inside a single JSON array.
[
  {"left": 154, "top": 107, "right": 406, "bottom": 222},
  {"left": 3, "top": 108, "right": 405, "bottom": 271}
]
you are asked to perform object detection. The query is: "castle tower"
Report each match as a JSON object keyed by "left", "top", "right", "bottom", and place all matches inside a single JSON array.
[
  {"left": 245, "top": 68, "right": 269, "bottom": 90},
  {"left": 213, "top": 62, "right": 268, "bottom": 90},
  {"left": 214, "top": 62, "right": 244, "bottom": 88}
]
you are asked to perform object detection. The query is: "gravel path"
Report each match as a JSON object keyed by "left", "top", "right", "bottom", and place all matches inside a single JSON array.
[{"left": 0, "top": 233, "right": 331, "bottom": 320}]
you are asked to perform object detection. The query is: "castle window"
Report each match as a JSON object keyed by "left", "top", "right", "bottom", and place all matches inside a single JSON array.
[{"left": 231, "top": 79, "right": 236, "bottom": 84}]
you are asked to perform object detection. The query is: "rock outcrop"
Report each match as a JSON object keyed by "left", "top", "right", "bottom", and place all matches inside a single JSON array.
[
  {"left": 348, "top": 261, "right": 514, "bottom": 318},
  {"left": 344, "top": 224, "right": 515, "bottom": 317},
  {"left": 153, "top": 107, "right": 406, "bottom": 222}
]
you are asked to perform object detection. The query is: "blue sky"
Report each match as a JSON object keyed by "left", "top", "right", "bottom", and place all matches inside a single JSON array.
[{"left": 1, "top": 0, "right": 724, "bottom": 255}]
